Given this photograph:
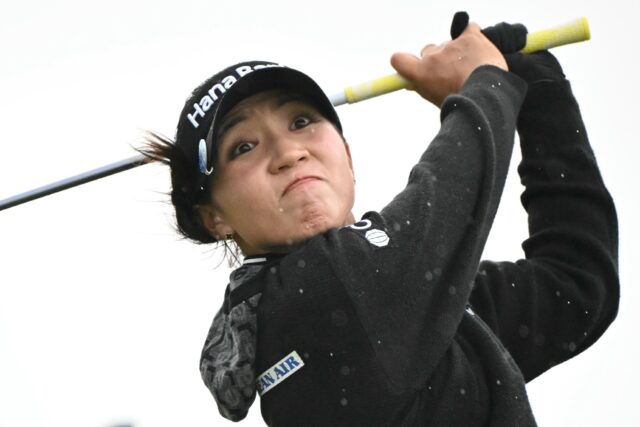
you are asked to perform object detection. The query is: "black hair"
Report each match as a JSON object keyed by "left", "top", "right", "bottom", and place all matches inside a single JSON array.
[
  {"left": 136, "top": 69, "right": 231, "bottom": 246},
  {"left": 138, "top": 131, "right": 244, "bottom": 267},
  {"left": 138, "top": 131, "right": 214, "bottom": 243}
]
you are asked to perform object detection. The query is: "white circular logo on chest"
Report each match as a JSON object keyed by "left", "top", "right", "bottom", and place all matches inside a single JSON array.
[
  {"left": 365, "top": 229, "right": 389, "bottom": 247},
  {"left": 349, "top": 219, "right": 372, "bottom": 230}
]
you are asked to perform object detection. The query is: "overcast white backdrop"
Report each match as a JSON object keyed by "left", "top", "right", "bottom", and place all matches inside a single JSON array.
[{"left": 1, "top": 0, "right": 638, "bottom": 426}]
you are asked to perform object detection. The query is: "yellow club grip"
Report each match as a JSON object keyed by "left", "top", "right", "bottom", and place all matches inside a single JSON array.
[
  {"left": 521, "top": 17, "right": 590, "bottom": 54},
  {"left": 343, "top": 73, "right": 411, "bottom": 104},
  {"left": 336, "top": 17, "right": 590, "bottom": 106}
]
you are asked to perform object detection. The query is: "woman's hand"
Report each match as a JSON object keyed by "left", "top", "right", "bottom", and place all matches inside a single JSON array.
[{"left": 390, "top": 23, "right": 508, "bottom": 107}]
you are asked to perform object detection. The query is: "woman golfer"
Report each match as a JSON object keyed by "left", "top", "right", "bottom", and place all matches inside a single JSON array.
[{"left": 143, "top": 19, "right": 618, "bottom": 427}]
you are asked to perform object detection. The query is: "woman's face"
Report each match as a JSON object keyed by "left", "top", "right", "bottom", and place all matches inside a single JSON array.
[{"left": 200, "top": 90, "right": 356, "bottom": 255}]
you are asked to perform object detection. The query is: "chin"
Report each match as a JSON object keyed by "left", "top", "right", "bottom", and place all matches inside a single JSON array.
[
  {"left": 286, "top": 199, "right": 353, "bottom": 244},
  {"left": 301, "top": 217, "right": 333, "bottom": 237},
  {"left": 284, "top": 213, "right": 336, "bottom": 244}
]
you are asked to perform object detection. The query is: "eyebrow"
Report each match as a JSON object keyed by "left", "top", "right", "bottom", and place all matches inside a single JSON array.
[{"left": 218, "top": 113, "right": 248, "bottom": 139}]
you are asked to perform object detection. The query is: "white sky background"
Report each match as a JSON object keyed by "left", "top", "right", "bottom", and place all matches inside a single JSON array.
[{"left": 0, "top": 0, "right": 638, "bottom": 426}]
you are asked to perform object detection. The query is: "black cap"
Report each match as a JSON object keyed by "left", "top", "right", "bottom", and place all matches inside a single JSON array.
[{"left": 175, "top": 61, "right": 341, "bottom": 178}]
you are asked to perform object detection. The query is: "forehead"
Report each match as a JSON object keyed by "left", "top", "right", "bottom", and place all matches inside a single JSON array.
[{"left": 223, "top": 90, "right": 318, "bottom": 120}]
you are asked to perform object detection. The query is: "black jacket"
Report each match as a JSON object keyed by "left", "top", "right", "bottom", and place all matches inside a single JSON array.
[{"left": 200, "top": 65, "right": 619, "bottom": 426}]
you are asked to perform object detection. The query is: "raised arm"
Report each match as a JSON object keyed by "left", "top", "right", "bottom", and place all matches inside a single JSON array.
[
  {"left": 468, "top": 51, "right": 620, "bottom": 381},
  {"left": 324, "top": 24, "right": 527, "bottom": 390}
]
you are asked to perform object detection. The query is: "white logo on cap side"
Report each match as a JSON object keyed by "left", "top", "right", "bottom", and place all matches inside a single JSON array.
[{"left": 256, "top": 350, "right": 305, "bottom": 396}]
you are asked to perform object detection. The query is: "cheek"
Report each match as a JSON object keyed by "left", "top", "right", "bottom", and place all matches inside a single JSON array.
[
  {"left": 212, "top": 169, "right": 275, "bottom": 226},
  {"left": 334, "top": 149, "right": 355, "bottom": 184},
  {"left": 211, "top": 170, "right": 251, "bottom": 216},
  {"left": 329, "top": 156, "right": 356, "bottom": 210}
]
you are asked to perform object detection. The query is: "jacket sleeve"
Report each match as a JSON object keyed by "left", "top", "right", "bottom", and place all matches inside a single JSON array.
[
  {"left": 323, "top": 65, "right": 527, "bottom": 391},
  {"left": 467, "top": 78, "right": 620, "bottom": 382}
]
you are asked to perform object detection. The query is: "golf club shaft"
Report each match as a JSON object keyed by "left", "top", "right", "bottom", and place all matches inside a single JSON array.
[
  {"left": 0, "top": 17, "right": 590, "bottom": 211},
  {"left": 0, "top": 155, "right": 149, "bottom": 211}
]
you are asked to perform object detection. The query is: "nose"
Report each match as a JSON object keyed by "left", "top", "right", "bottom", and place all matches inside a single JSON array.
[{"left": 268, "top": 134, "right": 309, "bottom": 173}]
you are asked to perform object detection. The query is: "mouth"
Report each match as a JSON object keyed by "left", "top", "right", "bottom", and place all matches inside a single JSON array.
[{"left": 283, "top": 176, "right": 321, "bottom": 196}]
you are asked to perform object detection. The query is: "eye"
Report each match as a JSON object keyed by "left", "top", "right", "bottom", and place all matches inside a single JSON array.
[
  {"left": 290, "top": 114, "right": 314, "bottom": 130},
  {"left": 230, "top": 140, "right": 256, "bottom": 158}
]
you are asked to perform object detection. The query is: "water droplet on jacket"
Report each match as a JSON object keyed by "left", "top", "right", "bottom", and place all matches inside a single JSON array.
[
  {"left": 460, "top": 388, "right": 466, "bottom": 395},
  {"left": 406, "top": 220, "right": 411, "bottom": 225},
  {"left": 496, "top": 379, "right": 502, "bottom": 385},
  {"left": 329, "top": 352, "right": 334, "bottom": 357},
  {"left": 427, "top": 202, "right": 432, "bottom": 207},
  {"left": 568, "top": 342, "right": 577, "bottom": 352},
  {"left": 377, "top": 340, "right": 382, "bottom": 345},
  {"left": 518, "top": 325, "right": 530, "bottom": 338},
  {"left": 491, "top": 84, "right": 495, "bottom": 88},
  {"left": 555, "top": 290, "right": 561, "bottom": 297},
  {"left": 340, "top": 397, "right": 348, "bottom": 406},
  {"left": 434, "top": 268, "right": 442, "bottom": 276},
  {"left": 448, "top": 286, "right": 457, "bottom": 295},
  {"left": 393, "top": 223, "right": 401, "bottom": 231},
  {"left": 299, "top": 288, "right": 304, "bottom": 294},
  {"left": 340, "top": 366, "right": 351, "bottom": 376},
  {"left": 511, "top": 282, "right": 516, "bottom": 287},
  {"left": 576, "top": 129, "right": 580, "bottom": 133},
  {"left": 477, "top": 126, "right": 482, "bottom": 131},
  {"left": 270, "top": 267, "right": 277, "bottom": 274},
  {"left": 425, "top": 271, "right": 433, "bottom": 281},
  {"left": 560, "top": 173, "right": 565, "bottom": 178},
  {"left": 297, "top": 259, "right": 306, "bottom": 268}
]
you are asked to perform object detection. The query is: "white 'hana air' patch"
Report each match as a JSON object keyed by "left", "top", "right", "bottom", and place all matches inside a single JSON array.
[
  {"left": 348, "top": 219, "right": 389, "bottom": 247},
  {"left": 256, "top": 351, "right": 305, "bottom": 396}
]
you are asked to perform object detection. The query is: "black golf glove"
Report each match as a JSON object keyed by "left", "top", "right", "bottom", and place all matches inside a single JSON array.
[{"left": 451, "top": 11, "right": 565, "bottom": 83}]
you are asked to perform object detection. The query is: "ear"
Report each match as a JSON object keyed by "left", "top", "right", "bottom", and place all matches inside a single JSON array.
[{"left": 197, "top": 204, "right": 234, "bottom": 240}]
